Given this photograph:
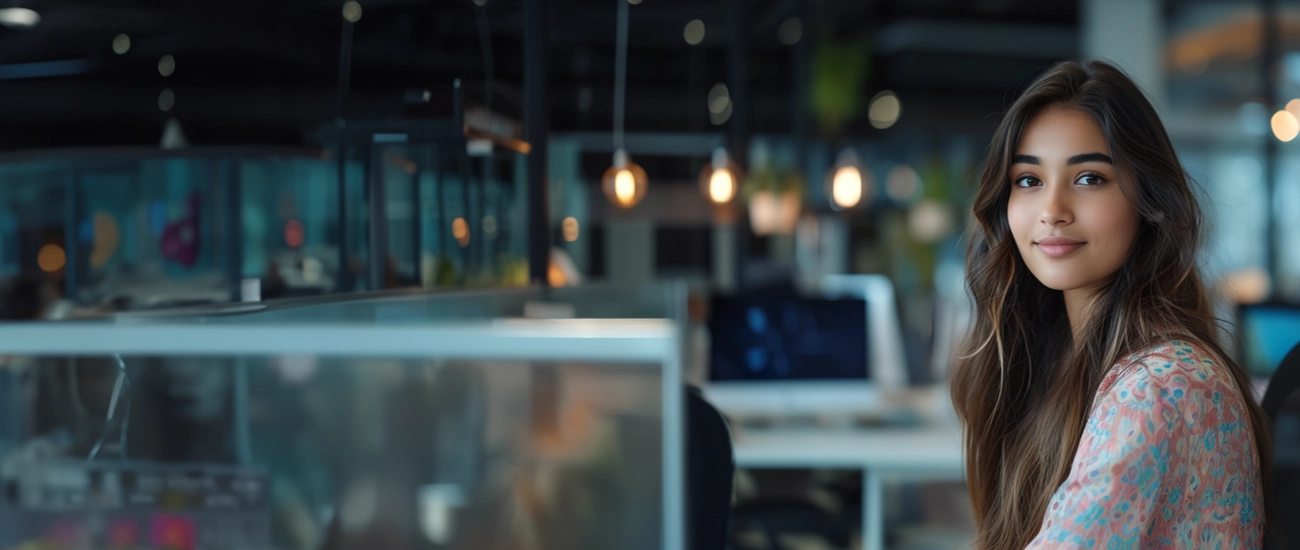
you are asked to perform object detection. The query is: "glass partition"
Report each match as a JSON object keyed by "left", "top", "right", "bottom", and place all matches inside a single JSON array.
[
  {"left": 0, "top": 319, "right": 684, "bottom": 550},
  {"left": 0, "top": 145, "right": 531, "bottom": 317}
]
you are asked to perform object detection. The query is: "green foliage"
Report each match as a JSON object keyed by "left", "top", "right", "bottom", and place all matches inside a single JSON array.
[
  {"left": 811, "top": 39, "right": 870, "bottom": 135},
  {"left": 743, "top": 164, "right": 806, "bottom": 200}
]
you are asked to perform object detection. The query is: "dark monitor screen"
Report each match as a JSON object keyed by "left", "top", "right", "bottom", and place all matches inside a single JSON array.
[
  {"left": 708, "top": 296, "right": 868, "bottom": 382},
  {"left": 1240, "top": 303, "right": 1300, "bottom": 377}
]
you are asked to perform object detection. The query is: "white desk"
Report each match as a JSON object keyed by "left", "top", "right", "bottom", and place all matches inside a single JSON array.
[{"left": 731, "top": 423, "right": 964, "bottom": 550}]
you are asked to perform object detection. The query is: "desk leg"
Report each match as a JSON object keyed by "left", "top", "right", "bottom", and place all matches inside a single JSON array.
[{"left": 864, "top": 469, "right": 883, "bottom": 550}]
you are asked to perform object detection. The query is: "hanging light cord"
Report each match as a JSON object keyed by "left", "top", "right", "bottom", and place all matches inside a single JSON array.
[{"left": 612, "top": 0, "right": 629, "bottom": 154}]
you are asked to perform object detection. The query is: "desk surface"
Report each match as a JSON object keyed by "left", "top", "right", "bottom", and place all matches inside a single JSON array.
[{"left": 731, "top": 423, "right": 964, "bottom": 475}]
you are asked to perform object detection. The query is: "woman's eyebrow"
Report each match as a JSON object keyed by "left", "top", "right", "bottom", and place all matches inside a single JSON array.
[
  {"left": 1067, "top": 152, "right": 1112, "bottom": 165},
  {"left": 1011, "top": 153, "right": 1113, "bottom": 166}
]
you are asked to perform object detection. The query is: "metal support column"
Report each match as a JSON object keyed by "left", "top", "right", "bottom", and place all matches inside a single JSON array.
[
  {"left": 729, "top": 0, "right": 749, "bottom": 291},
  {"left": 367, "top": 145, "right": 388, "bottom": 290},
  {"left": 334, "top": 10, "right": 356, "bottom": 293},
  {"left": 412, "top": 162, "right": 424, "bottom": 287},
  {"left": 224, "top": 160, "right": 243, "bottom": 301},
  {"left": 524, "top": 0, "right": 549, "bottom": 283},
  {"left": 336, "top": 148, "right": 351, "bottom": 292},
  {"left": 62, "top": 169, "right": 79, "bottom": 303},
  {"left": 1262, "top": 0, "right": 1281, "bottom": 295}
]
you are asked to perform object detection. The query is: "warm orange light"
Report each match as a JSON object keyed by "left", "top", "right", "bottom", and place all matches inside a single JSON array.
[
  {"left": 562, "top": 217, "right": 580, "bottom": 242},
  {"left": 38, "top": 244, "right": 65, "bottom": 273},
  {"left": 699, "top": 147, "right": 741, "bottom": 204},
  {"left": 601, "top": 150, "right": 648, "bottom": 208},
  {"left": 452, "top": 217, "right": 470, "bottom": 247},
  {"left": 1272, "top": 110, "right": 1299, "bottom": 142},
  {"left": 708, "top": 170, "right": 736, "bottom": 203},
  {"left": 832, "top": 166, "right": 863, "bottom": 208},
  {"left": 1220, "top": 267, "right": 1271, "bottom": 304},
  {"left": 614, "top": 170, "right": 636, "bottom": 204},
  {"left": 826, "top": 148, "right": 871, "bottom": 211},
  {"left": 547, "top": 259, "right": 567, "bottom": 287},
  {"left": 1174, "top": 43, "right": 1209, "bottom": 75}
]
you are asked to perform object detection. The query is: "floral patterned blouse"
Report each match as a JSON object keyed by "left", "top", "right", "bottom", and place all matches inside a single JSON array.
[{"left": 1026, "top": 340, "right": 1264, "bottom": 549}]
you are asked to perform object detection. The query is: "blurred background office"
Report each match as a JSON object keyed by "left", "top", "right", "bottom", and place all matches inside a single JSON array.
[{"left": 0, "top": 0, "right": 1298, "bottom": 549}]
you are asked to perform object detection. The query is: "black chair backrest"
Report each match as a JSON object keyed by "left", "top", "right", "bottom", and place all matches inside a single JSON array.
[
  {"left": 1263, "top": 341, "right": 1300, "bottom": 423},
  {"left": 1263, "top": 341, "right": 1300, "bottom": 550},
  {"left": 686, "top": 385, "right": 735, "bottom": 550}
]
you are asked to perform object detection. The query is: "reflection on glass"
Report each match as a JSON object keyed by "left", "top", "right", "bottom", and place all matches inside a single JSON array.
[
  {"left": 0, "top": 146, "right": 532, "bottom": 313},
  {"left": 0, "top": 355, "right": 665, "bottom": 550}
]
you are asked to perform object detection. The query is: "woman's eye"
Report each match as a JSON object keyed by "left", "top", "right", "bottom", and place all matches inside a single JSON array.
[
  {"left": 1013, "top": 176, "right": 1039, "bottom": 188},
  {"left": 1076, "top": 174, "right": 1105, "bottom": 186}
]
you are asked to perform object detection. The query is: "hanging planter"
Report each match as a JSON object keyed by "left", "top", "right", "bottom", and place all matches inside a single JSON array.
[{"left": 745, "top": 163, "right": 804, "bottom": 235}]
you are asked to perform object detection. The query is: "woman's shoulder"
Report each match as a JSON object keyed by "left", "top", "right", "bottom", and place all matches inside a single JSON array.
[{"left": 1097, "top": 338, "right": 1245, "bottom": 415}]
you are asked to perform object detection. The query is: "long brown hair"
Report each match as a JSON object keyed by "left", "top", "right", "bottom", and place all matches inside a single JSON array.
[{"left": 950, "top": 59, "right": 1274, "bottom": 549}]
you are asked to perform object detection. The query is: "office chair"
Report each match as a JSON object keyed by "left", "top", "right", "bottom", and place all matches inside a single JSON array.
[
  {"left": 1262, "top": 340, "right": 1300, "bottom": 423},
  {"left": 687, "top": 385, "right": 735, "bottom": 550},
  {"left": 728, "top": 486, "right": 855, "bottom": 550},
  {"left": 1262, "top": 341, "right": 1300, "bottom": 550}
]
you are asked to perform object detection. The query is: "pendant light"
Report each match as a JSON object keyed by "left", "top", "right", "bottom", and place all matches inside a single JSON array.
[
  {"left": 601, "top": 0, "right": 647, "bottom": 208},
  {"left": 699, "top": 147, "right": 741, "bottom": 204},
  {"left": 826, "top": 148, "right": 870, "bottom": 210}
]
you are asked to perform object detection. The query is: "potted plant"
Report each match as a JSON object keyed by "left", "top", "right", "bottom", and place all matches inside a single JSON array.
[{"left": 744, "top": 162, "right": 805, "bottom": 235}]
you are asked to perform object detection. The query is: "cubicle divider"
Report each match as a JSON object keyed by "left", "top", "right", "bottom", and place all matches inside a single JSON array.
[{"left": 0, "top": 283, "right": 690, "bottom": 550}]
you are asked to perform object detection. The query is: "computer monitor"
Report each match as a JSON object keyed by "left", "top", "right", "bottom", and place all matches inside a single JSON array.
[
  {"left": 704, "top": 274, "right": 908, "bottom": 416},
  {"left": 708, "top": 296, "right": 868, "bottom": 382},
  {"left": 1239, "top": 303, "right": 1300, "bottom": 378}
]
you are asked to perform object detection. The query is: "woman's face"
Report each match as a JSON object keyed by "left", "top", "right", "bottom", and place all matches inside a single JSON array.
[{"left": 1006, "top": 107, "right": 1141, "bottom": 294}]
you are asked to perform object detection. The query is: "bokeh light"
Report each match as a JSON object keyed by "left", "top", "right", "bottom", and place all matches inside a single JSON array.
[
  {"left": 886, "top": 165, "right": 921, "bottom": 203},
  {"left": 684, "top": 20, "right": 705, "bottom": 46},
  {"left": 158, "top": 89, "right": 176, "bottom": 112},
  {"left": 832, "top": 166, "right": 863, "bottom": 209},
  {"left": 708, "top": 83, "right": 732, "bottom": 125},
  {"left": 343, "top": 1, "right": 363, "bottom": 22},
  {"left": 452, "top": 217, "right": 470, "bottom": 247},
  {"left": 562, "top": 217, "right": 580, "bottom": 242},
  {"left": 869, "top": 91, "right": 901, "bottom": 129},
  {"left": 38, "top": 244, "right": 65, "bottom": 273},
  {"left": 158, "top": 55, "right": 175, "bottom": 77},
  {"left": 0, "top": 8, "right": 40, "bottom": 28},
  {"left": 602, "top": 152, "right": 649, "bottom": 208},
  {"left": 1271, "top": 110, "right": 1298, "bottom": 142},
  {"left": 778, "top": 17, "right": 802, "bottom": 45},
  {"left": 709, "top": 170, "right": 735, "bottom": 204},
  {"left": 112, "top": 34, "right": 131, "bottom": 55},
  {"left": 1174, "top": 43, "right": 1209, "bottom": 75}
]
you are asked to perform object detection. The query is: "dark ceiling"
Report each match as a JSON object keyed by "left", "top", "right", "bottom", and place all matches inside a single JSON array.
[{"left": 0, "top": 0, "right": 1081, "bottom": 151}]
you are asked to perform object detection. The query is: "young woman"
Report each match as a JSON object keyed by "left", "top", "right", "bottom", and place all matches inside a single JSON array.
[{"left": 950, "top": 60, "right": 1272, "bottom": 548}]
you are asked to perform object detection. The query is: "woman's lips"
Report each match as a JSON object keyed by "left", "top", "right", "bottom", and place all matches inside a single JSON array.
[{"left": 1035, "top": 238, "right": 1085, "bottom": 258}]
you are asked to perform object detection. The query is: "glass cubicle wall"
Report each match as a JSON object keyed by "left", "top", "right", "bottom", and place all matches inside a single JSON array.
[
  {"left": 0, "top": 144, "right": 529, "bottom": 318},
  {"left": 366, "top": 143, "right": 528, "bottom": 291},
  {"left": 0, "top": 313, "right": 684, "bottom": 550}
]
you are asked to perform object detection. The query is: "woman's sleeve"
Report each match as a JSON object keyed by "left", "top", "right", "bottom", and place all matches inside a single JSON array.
[
  {"left": 1024, "top": 347, "right": 1262, "bottom": 549},
  {"left": 1024, "top": 366, "right": 1171, "bottom": 548}
]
